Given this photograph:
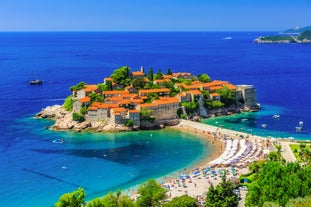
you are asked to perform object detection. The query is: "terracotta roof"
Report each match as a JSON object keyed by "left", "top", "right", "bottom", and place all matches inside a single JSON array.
[
  {"left": 188, "top": 90, "right": 202, "bottom": 95},
  {"left": 210, "top": 86, "right": 223, "bottom": 91},
  {"left": 210, "top": 93, "right": 220, "bottom": 97},
  {"left": 112, "top": 107, "right": 127, "bottom": 112},
  {"left": 172, "top": 72, "right": 192, "bottom": 77},
  {"left": 103, "top": 90, "right": 130, "bottom": 95},
  {"left": 120, "top": 100, "right": 131, "bottom": 105},
  {"left": 154, "top": 97, "right": 179, "bottom": 105},
  {"left": 139, "top": 88, "right": 170, "bottom": 94},
  {"left": 92, "top": 102, "right": 102, "bottom": 107},
  {"left": 163, "top": 75, "right": 172, "bottom": 79},
  {"left": 104, "top": 77, "right": 112, "bottom": 81},
  {"left": 113, "top": 112, "right": 121, "bottom": 116},
  {"left": 154, "top": 79, "right": 170, "bottom": 83},
  {"left": 106, "top": 96, "right": 123, "bottom": 101},
  {"left": 84, "top": 85, "right": 98, "bottom": 92},
  {"left": 140, "top": 96, "right": 148, "bottom": 100},
  {"left": 128, "top": 110, "right": 140, "bottom": 113},
  {"left": 226, "top": 84, "right": 237, "bottom": 90},
  {"left": 139, "top": 103, "right": 158, "bottom": 108},
  {"left": 131, "top": 71, "right": 145, "bottom": 76},
  {"left": 177, "top": 92, "right": 187, "bottom": 97},
  {"left": 88, "top": 107, "right": 98, "bottom": 111},
  {"left": 130, "top": 99, "right": 144, "bottom": 103},
  {"left": 181, "top": 83, "right": 201, "bottom": 89},
  {"left": 97, "top": 103, "right": 119, "bottom": 109},
  {"left": 79, "top": 96, "right": 91, "bottom": 103}
]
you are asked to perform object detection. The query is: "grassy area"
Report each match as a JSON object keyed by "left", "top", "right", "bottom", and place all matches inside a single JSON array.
[{"left": 290, "top": 143, "right": 311, "bottom": 162}]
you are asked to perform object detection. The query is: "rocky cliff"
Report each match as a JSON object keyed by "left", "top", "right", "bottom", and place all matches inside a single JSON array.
[{"left": 35, "top": 105, "right": 131, "bottom": 132}]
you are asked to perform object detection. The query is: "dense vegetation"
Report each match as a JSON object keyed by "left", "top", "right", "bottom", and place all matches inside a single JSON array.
[
  {"left": 258, "top": 36, "right": 295, "bottom": 42},
  {"left": 297, "top": 30, "right": 311, "bottom": 40},
  {"left": 245, "top": 161, "right": 311, "bottom": 207},
  {"left": 290, "top": 143, "right": 311, "bottom": 162},
  {"left": 205, "top": 173, "right": 239, "bottom": 207},
  {"left": 63, "top": 95, "right": 74, "bottom": 111}
]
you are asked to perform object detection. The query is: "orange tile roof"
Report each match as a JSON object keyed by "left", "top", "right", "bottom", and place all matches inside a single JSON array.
[
  {"left": 154, "top": 79, "right": 170, "bottom": 83},
  {"left": 88, "top": 107, "right": 98, "bottom": 111},
  {"left": 97, "top": 103, "right": 119, "bottom": 109},
  {"left": 177, "top": 92, "right": 187, "bottom": 97},
  {"left": 128, "top": 110, "right": 140, "bottom": 113},
  {"left": 139, "top": 88, "right": 170, "bottom": 94},
  {"left": 210, "top": 86, "right": 223, "bottom": 91},
  {"left": 210, "top": 93, "right": 220, "bottom": 97},
  {"left": 132, "top": 71, "right": 145, "bottom": 76},
  {"left": 139, "top": 103, "right": 158, "bottom": 108},
  {"left": 140, "top": 96, "right": 148, "bottom": 100},
  {"left": 188, "top": 90, "right": 202, "bottom": 95},
  {"left": 84, "top": 85, "right": 98, "bottom": 92},
  {"left": 92, "top": 102, "right": 102, "bottom": 107},
  {"left": 181, "top": 83, "right": 201, "bottom": 89},
  {"left": 120, "top": 100, "right": 131, "bottom": 105},
  {"left": 172, "top": 72, "right": 192, "bottom": 77},
  {"left": 112, "top": 107, "right": 126, "bottom": 112},
  {"left": 79, "top": 96, "right": 91, "bottom": 103},
  {"left": 113, "top": 112, "right": 121, "bottom": 116},
  {"left": 103, "top": 90, "right": 130, "bottom": 95},
  {"left": 226, "top": 84, "right": 237, "bottom": 90},
  {"left": 130, "top": 99, "right": 144, "bottom": 103},
  {"left": 163, "top": 75, "right": 172, "bottom": 79},
  {"left": 106, "top": 96, "right": 123, "bottom": 101},
  {"left": 104, "top": 77, "right": 112, "bottom": 81}
]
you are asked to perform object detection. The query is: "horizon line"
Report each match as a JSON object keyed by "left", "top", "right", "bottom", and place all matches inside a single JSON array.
[{"left": 0, "top": 30, "right": 279, "bottom": 33}]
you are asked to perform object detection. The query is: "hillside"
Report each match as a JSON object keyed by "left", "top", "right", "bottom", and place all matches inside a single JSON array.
[
  {"left": 254, "top": 30, "right": 311, "bottom": 44},
  {"left": 282, "top": 25, "right": 311, "bottom": 34}
]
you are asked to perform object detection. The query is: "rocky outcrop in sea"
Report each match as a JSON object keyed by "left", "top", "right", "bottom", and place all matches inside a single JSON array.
[{"left": 35, "top": 105, "right": 131, "bottom": 132}]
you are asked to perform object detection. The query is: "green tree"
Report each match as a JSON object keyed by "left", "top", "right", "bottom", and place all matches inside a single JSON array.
[
  {"left": 89, "top": 92, "right": 105, "bottom": 103},
  {"left": 140, "top": 108, "right": 155, "bottom": 122},
  {"left": 55, "top": 187, "right": 85, "bottom": 207},
  {"left": 125, "top": 119, "right": 134, "bottom": 127},
  {"left": 136, "top": 179, "right": 168, "bottom": 207},
  {"left": 111, "top": 66, "right": 131, "bottom": 86},
  {"left": 80, "top": 105, "right": 88, "bottom": 115},
  {"left": 216, "top": 86, "right": 236, "bottom": 107},
  {"left": 70, "top": 82, "right": 86, "bottom": 91},
  {"left": 167, "top": 68, "right": 172, "bottom": 75},
  {"left": 155, "top": 70, "right": 164, "bottom": 80},
  {"left": 198, "top": 74, "right": 211, "bottom": 83},
  {"left": 206, "top": 101, "right": 224, "bottom": 109},
  {"left": 133, "top": 77, "right": 147, "bottom": 90},
  {"left": 86, "top": 190, "right": 135, "bottom": 207},
  {"left": 63, "top": 95, "right": 74, "bottom": 111},
  {"left": 148, "top": 67, "right": 154, "bottom": 82},
  {"left": 164, "top": 195, "right": 198, "bottom": 207},
  {"left": 205, "top": 173, "right": 239, "bottom": 207},
  {"left": 73, "top": 113, "right": 85, "bottom": 122},
  {"left": 180, "top": 102, "right": 198, "bottom": 116}
]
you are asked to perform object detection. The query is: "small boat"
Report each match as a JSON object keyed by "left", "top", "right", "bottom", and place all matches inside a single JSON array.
[
  {"left": 272, "top": 114, "right": 280, "bottom": 119},
  {"left": 261, "top": 124, "right": 267, "bottom": 128},
  {"left": 223, "top": 37, "right": 232, "bottom": 40},
  {"left": 53, "top": 139, "right": 64, "bottom": 143},
  {"left": 296, "top": 127, "right": 302, "bottom": 132},
  {"left": 299, "top": 121, "right": 303, "bottom": 127},
  {"left": 29, "top": 79, "right": 43, "bottom": 85}
]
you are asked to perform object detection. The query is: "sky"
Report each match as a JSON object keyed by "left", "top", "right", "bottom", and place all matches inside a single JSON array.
[{"left": 0, "top": 0, "right": 310, "bottom": 31}]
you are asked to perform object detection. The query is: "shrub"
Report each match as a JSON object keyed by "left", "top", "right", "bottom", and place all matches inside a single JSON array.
[
  {"left": 63, "top": 95, "right": 74, "bottom": 111},
  {"left": 125, "top": 120, "right": 134, "bottom": 127},
  {"left": 72, "top": 113, "right": 85, "bottom": 122}
]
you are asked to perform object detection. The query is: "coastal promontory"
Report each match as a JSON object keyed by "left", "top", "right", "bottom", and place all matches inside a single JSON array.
[
  {"left": 36, "top": 66, "right": 260, "bottom": 132},
  {"left": 254, "top": 30, "right": 311, "bottom": 44}
]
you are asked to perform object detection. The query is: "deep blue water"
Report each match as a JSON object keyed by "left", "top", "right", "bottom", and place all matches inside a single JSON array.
[{"left": 0, "top": 32, "right": 310, "bottom": 206}]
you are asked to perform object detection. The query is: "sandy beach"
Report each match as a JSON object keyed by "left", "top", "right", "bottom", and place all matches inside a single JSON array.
[{"left": 129, "top": 119, "right": 279, "bottom": 204}]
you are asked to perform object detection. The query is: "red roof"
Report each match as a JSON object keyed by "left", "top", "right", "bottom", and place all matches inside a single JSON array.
[
  {"left": 97, "top": 103, "right": 119, "bottom": 109},
  {"left": 84, "top": 85, "right": 98, "bottom": 92},
  {"left": 188, "top": 90, "right": 202, "bottom": 95},
  {"left": 131, "top": 71, "right": 145, "bottom": 76},
  {"left": 128, "top": 110, "right": 140, "bottom": 113},
  {"left": 88, "top": 107, "right": 98, "bottom": 111},
  {"left": 210, "top": 93, "right": 220, "bottom": 97},
  {"left": 172, "top": 72, "right": 192, "bottom": 77},
  {"left": 103, "top": 90, "right": 130, "bottom": 95},
  {"left": 79, "top": 96, "right": 91, "bottom": 103},
  {"left": 112, "top": 107, "right": 126, "bottom": 112},
  {"left": 139, "top": 88, "right": 170, "bottom": 94}
]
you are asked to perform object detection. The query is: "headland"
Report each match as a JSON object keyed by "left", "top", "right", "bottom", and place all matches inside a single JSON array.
[
  {"left": 254, "top": 30, "right": 311, "bottom": 44},
  {"left": 36, "top": 66, "right": 260, "bottom": 132}
]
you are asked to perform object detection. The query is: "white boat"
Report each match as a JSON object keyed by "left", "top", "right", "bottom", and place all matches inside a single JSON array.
[
  {"left": 223, "top": 37, "right": 232, "bottom": 40},
  {"left": 272, "top": 114, "right": 280, "bottom": 119},
  {"left": 299, "top": 121, "right": 303, "bottom": 127},
  {"left": 296, "top": 127, "right": 302, "bottom": 132},
  {"left": 261, "top": 124, "right": 267, "bottom": 128}
]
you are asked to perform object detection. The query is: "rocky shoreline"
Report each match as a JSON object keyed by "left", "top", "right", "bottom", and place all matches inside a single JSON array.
[{"left": 35, "top": 105, "right": 132, "bottom": 132}]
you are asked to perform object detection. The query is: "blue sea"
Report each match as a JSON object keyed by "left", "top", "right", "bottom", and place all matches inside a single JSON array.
[{"left": 0, "top": 32, "right": 310, "bottom": 206}]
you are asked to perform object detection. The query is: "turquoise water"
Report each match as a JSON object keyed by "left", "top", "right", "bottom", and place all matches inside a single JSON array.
[
  {"left": 2, "top": 116, "right": 213, "bottom": 207},
  {"left": 202, "top": 105, "right": 311, "bottom": 140}
]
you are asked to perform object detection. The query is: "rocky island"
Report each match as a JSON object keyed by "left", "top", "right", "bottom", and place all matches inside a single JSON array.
[
  {"left": 254, "top": 30, "right": 311, "bottom": 44},
  {"left": 36, "top": 66, "right": 260, "bottom": 132}
]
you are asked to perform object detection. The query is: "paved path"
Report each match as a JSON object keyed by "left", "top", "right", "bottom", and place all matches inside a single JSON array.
[
  {"left": 279, "top": 141, "right": 297, "bottom": 162},
  {"left": 238, "top": 189, "right": 248, "bottom": 207}
]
